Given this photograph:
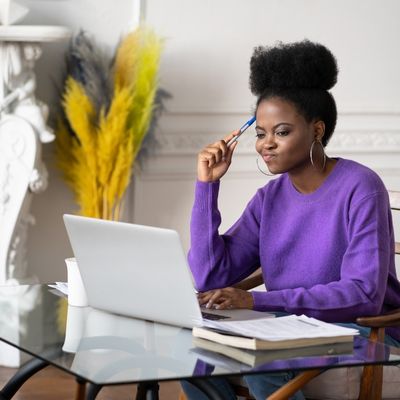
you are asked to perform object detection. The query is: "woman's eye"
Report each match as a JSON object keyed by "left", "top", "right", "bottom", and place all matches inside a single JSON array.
[
  {"left": 276, "top": 130, "right": 289, "bottom": 137},
  {"left": 255, "top": 129, "right": 266, "bottom": 139},
  {"left": 255, "top": 133, "right": 266, "bottom": 139}
]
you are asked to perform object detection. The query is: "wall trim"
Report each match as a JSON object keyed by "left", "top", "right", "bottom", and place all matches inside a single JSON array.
[
  {"left": 134, "top": 110, "right": 400, "bottom": 180},
  {"left": 154, "top": 129, "right": 400, "bottom": 155},
  {"left": 164, "top": 109, "right": 400, "bottom": 116}
]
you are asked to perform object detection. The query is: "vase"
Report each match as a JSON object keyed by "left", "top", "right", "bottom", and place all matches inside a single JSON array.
[
  {"left": 65, "top": 257, "right": 88, "bottom": 307},
  {"left": 62, "top": 305, "right": 89, "bottom": 353}
]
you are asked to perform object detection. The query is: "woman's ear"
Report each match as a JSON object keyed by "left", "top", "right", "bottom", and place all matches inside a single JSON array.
[{"left": 314, "top": 120, "right": 325, "bottom": 142}]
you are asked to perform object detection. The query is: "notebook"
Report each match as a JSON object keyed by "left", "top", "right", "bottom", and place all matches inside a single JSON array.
[{"left": 63, "top": 214, "right": 271, "bottom": 328}]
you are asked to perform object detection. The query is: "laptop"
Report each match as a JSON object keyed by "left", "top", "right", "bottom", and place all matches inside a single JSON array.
[{"left": 63, "top": 214, "right": 270, "bottom": 328}]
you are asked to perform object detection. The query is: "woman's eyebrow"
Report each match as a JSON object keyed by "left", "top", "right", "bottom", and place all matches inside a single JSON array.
[{"left": 255, "top": 122, "right": 294, "bottom": 131}]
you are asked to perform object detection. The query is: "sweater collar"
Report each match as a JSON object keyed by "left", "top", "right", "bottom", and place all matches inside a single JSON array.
[{"left": 285, "top": 158, "right": 345, "bottom": 203}]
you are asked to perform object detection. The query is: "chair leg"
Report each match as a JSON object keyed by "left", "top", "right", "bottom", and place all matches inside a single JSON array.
[
  {"left": 358, "top": 364, "right": 383, "bottom": 400},
  {"left": 358, "top": 327, "right": 385, "bottom": 400},
  {"left": 266, "top": 369, "right": 322, "bottom": 400},
  {"left": 178, "top": 389, "right": 187, "bottom": 400}
]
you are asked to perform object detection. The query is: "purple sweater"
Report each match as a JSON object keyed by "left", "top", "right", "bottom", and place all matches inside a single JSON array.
[{"left": 188, "top": 158, "right": 400, "bottom": 341}]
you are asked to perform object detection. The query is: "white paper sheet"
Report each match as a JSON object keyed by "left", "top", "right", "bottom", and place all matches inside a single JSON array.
[
  {"left": 202, "top": 314, "right": 359, "bottom": 341},
  {"left": 48, "top": 282, "right": 69, "bottom": 296}
]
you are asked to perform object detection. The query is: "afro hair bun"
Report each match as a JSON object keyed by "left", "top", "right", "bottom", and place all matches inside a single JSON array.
[{"left": 249, "top": 40, "right": 338, "bottom": 96}]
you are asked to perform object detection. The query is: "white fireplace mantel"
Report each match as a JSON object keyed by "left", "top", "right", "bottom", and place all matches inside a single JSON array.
[{"left": 0, "top": 24, "right": 70, "bottom": 367}]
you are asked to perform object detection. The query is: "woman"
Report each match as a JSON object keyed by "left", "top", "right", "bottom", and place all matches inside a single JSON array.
[{"left": 185, "top": 40, "right": 400, "bottom": 399}]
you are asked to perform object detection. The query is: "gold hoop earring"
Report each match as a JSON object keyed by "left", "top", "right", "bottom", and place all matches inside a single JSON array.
[
  {"left": 310, "top": 140, "right": 327, "bottom": 171},
  {"left": 256, "top": 155, "right": 275, "bottom": 176}
]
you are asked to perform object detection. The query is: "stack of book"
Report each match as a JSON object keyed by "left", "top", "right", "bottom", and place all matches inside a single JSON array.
[{"left": 192, "top": 314, "right": 358, "bottom": 367}]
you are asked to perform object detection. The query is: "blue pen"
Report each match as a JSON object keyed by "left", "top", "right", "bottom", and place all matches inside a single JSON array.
[{"left": 226, "top": 116, "right": 256, "bottom": 147}]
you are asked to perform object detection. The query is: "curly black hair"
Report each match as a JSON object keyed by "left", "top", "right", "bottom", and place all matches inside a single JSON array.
[{"left": 249, "top": 40, "right": 338, "bottom": 146}]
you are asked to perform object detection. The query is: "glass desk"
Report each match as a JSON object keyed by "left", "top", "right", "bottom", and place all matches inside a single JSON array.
[{"left": 0, "top": 284, "right": 399, "bottom": 400}]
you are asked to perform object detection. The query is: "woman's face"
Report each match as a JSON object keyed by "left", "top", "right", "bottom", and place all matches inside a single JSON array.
[{"left": 255, "top": 97, "right": 319, "bottom": 175}]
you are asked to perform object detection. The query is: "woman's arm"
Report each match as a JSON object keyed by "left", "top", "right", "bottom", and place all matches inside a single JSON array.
[
  {"left": 188, "top": 131, "right": 263, "bottom": 292},
  {"left": 188, "top": 181, "right": 262, "bottom": 292}
]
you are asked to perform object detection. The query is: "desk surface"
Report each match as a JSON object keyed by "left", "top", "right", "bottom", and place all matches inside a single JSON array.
[{"left": 0, "top": 284, "right": 399, "bottom": 386}]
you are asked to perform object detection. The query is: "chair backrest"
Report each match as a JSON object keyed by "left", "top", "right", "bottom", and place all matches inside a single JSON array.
[{"left": 388, "top": 190, "right": 400, "bottom": 256}]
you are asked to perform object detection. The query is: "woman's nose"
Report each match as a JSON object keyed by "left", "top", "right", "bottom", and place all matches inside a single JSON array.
[{"left": 263, "top": 133, "right": 277, "bottom": 149}]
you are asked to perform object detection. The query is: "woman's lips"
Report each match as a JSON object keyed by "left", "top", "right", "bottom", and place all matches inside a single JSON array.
[{"left": 262, "top": 154, "right": 277, "bottom": 162}]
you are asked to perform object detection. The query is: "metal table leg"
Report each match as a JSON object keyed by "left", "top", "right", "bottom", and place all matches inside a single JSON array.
[
  {"left": 84, "top": 381, "right": 161, "bottom": 400},
  {"left": 136, "top": 381, "right": 160, "bottom": 400},
  {"left": 85, "top": 383, "right": 102, "bottom": 400},
  {"left": 0, "top": 358, "right": 49, "bottom": 400}
]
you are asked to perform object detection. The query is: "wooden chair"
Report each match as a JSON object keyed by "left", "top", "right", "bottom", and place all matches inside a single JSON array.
[{"left": 231, "top": 190, "right": 400, "bottom": 400}]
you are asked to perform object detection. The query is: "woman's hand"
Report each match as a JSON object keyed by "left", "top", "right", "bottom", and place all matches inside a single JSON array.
[
  {"left": 197, "top": 131, "right": 239, "bottom": 182},
  {"left": 198, "top": 287, "right": 254, "bottom": 310}
]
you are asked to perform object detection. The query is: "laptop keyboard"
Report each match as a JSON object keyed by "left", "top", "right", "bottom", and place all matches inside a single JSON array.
[{"left": 201, "top": 311, "right": 230, "bottom": 320}]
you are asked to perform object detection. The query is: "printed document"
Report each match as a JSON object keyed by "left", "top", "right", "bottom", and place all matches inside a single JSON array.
[{"left": 202, "top": 314, "right": 359, "bottom": 341}]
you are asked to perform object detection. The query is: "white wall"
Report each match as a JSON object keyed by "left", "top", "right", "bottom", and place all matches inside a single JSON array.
[{"left": 25, "top": 0, "right": 400, "bottom": 282}]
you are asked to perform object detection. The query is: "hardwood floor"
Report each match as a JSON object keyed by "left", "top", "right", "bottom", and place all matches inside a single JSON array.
[{"left": 0, "top": 365, "right": 181, "bottom": 399}]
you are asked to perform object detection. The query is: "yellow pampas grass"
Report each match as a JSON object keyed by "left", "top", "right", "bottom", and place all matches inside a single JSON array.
[
  {"left": 114, "top": 26, "right": 162, "bottom": 165},
  {"left": 56, "top": 27, "right": 163, "bottom": 220}
]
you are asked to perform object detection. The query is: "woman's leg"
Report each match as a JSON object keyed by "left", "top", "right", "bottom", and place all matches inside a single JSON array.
[
  {"left": 243, "top": 371, "right": 305, "bottom": 400},
  {"left": 181, "top": 377, "right": 237, "bottom": 400}
]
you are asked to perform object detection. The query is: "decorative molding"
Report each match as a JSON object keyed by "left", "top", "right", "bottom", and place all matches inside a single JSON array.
[
  {"left": 147, "top": 110, "right": 400, "bottom": 156},
  {"left": 153, "top": 129, "right": 400, "bottom": 155},
  {"left": 7, "top": 211, "right": 35, "bottom": 281},
  {"left": 328, "top": 130, "right": 400, "bottom": 152},
  {"left": 29, "top": 163, "right": 48, "bottom": 193},
  {"left": 0, "top": 116, "right": 38, "bottom": 284},
  {"left": 0, "top": 163, "right": 11, "bottom": 215},
  {"left": 130, "top": 110, "right": 400, "bottom": 181},
  {"left": 164, "top": 109, "right": 400, "bottom": 117}
]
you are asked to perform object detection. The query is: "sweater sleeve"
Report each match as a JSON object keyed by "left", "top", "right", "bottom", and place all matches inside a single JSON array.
[
  {"left": 188, "top": 181, "right": 261, "bottom": 292},
  {"left": 252, "top": 191, "right": 393, "bottom": 322}
]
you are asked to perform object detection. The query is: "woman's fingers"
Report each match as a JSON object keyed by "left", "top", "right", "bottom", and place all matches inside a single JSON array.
[
  {"left": 197, "top": 292, "right": 212, "bottom": 306},
  {"left": 223, "top": 130, "right": 240, "bottom": 145},
  {"left": 198, "top": 289, "right": 224, "bottom": 308},
  {"left": 206, "top": 289, "right": 226, "bottom": 309},
  {"left": 214, "top": 298, "right": 233, "bottom": 310},
  {"left": 197, "top": 130, "right": 240, "bottom": 182},
  {"left": 199, "top": 131, "right": 238, "bottom": 166},
  {"left": 209, "top": 139, "right": 230, "bottom": 163},
  {"left": 198, "top": 288, "right": 233, "bottom": 309},
  {"left": 198, "top": 288, "right": 254, "bottom": 310},
  {"left": 224, "top": 140, "right": 237, "bottom": 164},
  {"left": 222, "top": 130, "right": 239, "bottom": 164},
  {"left": 199, "top": 146, "right": 224, "bottom": 168},
  {"left": 204, "top": 145, "right": 224, "bottom": 166}
]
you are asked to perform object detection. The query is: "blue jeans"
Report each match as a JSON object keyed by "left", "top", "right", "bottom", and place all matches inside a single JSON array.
[{"left": 181, "top": 323, "right": 400, "bottom": 400}]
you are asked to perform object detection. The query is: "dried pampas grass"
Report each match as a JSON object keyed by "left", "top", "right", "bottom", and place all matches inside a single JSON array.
[{"left": 56, "top": 27, "right": 165, "bottom": 220}]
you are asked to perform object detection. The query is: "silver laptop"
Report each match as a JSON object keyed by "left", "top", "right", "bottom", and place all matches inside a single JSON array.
[{"left": 63, "top": 214, "right": 269, "bottom": 328}]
